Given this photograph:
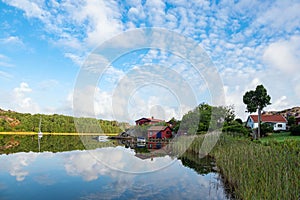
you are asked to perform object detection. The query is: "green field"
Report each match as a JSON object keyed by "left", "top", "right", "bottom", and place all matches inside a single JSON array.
[{"left": 259, "top": 131, "right": 300, "bottom": 143}]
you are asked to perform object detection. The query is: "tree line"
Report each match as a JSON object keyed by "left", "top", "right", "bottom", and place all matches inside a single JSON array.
[
  {"left": 168, "top": 103, "right": 249, "bottom": 136},
  {"left": 0, "top": 110, "right": 127, "bottom": 133}
]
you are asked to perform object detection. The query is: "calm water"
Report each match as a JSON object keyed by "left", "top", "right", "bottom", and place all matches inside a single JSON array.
[{"left": 0, "top": 145, "right": 229, "bottom": 200}]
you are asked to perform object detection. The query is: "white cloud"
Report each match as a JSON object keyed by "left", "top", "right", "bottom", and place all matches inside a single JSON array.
[
  {"left": 263, "top": 36, "right": 300, "bottom": 74},
  {"left": 77, "top": 0, "right": 124, "bottom": 46},
  {"left": 1, "top": 152, "right": 38, "bottom": 181},
  {"left": 38, "top": 79, "right": 59, "bottom": 90},
  {"left": 12, "top": 82, "right": 39, "bottom": 113},
  {"left": 63, "top": 148, "right": 227, "bottom": 199},
  {"left": 0, "top": 36, "right": 25, "bottom": 49},
  {"left": 1, "top": 36, "right": 21, "bottom": 44},
  {"left": 0, "top": 71, "right": 12, "bottom": 79},
  {"left": 2, "top": 0, "right": 49, "bottom": 20},
  {"left": 0, "top": 54, "right": 14, "bottom": 70},
  {"left": 267, "top": 96, "right": 289, "bottom": 111},
  {"left": 64, "top": 53, "right": 84, "bottom": 66},
  {"left": 255, "top": 1, "right": 300, "bottom": 32},
  {"left": 2, "top": 0, "right": 300, "bottom": 120}
]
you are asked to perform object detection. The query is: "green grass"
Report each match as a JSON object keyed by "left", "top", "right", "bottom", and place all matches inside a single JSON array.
[
  {"left": 211, "top": 137, "right": 300, "bottom": 199},
  {"left": 260, "top": 131, "right": 300, "bottom": 143},
  {"left": 172, "top": 134, "right": 300, "bottom": 199}
]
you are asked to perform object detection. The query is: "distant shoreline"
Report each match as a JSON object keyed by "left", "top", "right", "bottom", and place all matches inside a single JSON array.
[{"left": 0, "top": 132, "right": 119, "bottom": 136}]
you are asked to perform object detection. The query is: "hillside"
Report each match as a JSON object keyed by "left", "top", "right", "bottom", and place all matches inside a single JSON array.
[
  {"left": 264, "top": 107, "right": 300, "bottom": 118},
  {"left": 0, "top": 108, "right": 129, "bottom": 133}
]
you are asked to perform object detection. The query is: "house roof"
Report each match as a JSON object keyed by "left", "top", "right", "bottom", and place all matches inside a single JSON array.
[
  {"left": 135, "top": 117, "right": 163, "bottom": 123},
  {"left": 249, "top": 115, "right": 287, "bottom": 123},
  {"left": 148, "top": 126, "right": 170, "bottom": 131}
]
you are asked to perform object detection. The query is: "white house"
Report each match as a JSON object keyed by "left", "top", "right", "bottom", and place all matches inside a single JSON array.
[{"left": 246, "top": 114, "right": 287, "bottom": 131}]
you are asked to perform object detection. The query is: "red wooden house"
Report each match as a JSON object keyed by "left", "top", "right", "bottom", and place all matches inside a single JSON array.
[
  {"left": 135, "top": 117, "right": 163, "bottom": 126},
  {"left": 147, "top": 126, "right": 172, "bottom": 139}
]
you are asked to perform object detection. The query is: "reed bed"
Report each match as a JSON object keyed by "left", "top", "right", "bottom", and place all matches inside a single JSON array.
[
  {"left": 212, "top": 138, "right": 299, "bottom": 199},
  {"left": 171, "top": 134, "right": 300, "bottom": 199}
]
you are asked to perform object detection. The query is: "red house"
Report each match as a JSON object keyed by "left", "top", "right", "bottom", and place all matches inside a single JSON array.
[
  {"left": 147, "top": 126, "right": 172, "bottom": 139},
  {"left": 135, "top": 117, "right": 163, "bottom": 126}
]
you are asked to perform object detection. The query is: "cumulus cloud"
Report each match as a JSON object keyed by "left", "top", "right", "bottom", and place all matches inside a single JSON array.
[
  {"left": 2, "top": 0, "right": 300, "bottom": 120},
  {"left": 263, "top": 36, "right": 300, "bottom": 74},
  {"left": 1, "top": 152, "right": 38, "bottom": 181},
  {"left": 12, "top": 82, "right": 39, "bottom": 113},
  {"left": 63, "top": 148, "right": 226, "bottom": 199}
]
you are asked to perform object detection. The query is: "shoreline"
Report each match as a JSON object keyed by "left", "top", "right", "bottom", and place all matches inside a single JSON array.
[{"left": 0, "top": 132, "right": 119, "bottom": 136}]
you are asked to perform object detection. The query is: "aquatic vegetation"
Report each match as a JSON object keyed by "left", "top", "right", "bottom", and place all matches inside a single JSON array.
[{"left": 170, "top": 134, "right": 299, "bottom": 199}]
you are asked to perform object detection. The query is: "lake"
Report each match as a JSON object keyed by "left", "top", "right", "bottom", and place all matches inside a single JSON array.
[{"left": 0, "top": 136, "right": 230, "bottom": 200}]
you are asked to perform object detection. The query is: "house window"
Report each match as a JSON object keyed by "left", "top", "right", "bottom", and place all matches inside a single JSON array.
[{"left": 277, "top": 124, "right": 282, "bottom": 128}]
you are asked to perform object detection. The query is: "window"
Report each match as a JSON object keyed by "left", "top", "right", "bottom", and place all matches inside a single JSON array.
[{"left": 277, "top": 124, "right": 282, "bottom": 128}]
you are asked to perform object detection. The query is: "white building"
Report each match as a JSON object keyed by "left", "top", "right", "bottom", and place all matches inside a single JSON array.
[{"left": 246, "top": 114, "right": 287, "bottom": 131}]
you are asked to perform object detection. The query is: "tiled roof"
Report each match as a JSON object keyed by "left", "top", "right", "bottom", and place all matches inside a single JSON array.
[{"left": 250, "top": 115, "right": 287, "bottom": 123}]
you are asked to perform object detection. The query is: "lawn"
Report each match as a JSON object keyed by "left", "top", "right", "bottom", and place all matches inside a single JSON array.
[{"left": 259, "top": 131, "right": 300, "bottom": 143}]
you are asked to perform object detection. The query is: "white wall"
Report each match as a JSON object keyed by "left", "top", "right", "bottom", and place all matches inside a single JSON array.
[
  {"left": 273, "top": 123, "right": 286, "bottom": 131},
  {"left": 246, "top": 117, "right": 286, "bottom": 131}
]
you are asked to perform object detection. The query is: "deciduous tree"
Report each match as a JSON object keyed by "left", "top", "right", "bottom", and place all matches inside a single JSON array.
[{"left": 243, "top": 85, "right": 271, "bottom": 139}]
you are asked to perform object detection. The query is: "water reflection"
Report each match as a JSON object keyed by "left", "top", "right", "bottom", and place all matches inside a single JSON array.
[{"left": 0, "top": 147, "right": 229, "bottom": 200}]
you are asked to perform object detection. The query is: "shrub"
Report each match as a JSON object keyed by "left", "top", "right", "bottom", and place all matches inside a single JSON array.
[
  {"left": 260, "top": 123, "right": 273, "bottom": 137},
  {"left": 290, "top": 125, "right": 300, "bottom": 136},
  {"left": 234, "top": 118, "right": 243, "bottom": 124},
  {"left": 222, "top": 121, "right": 249, "bottom": 136}
]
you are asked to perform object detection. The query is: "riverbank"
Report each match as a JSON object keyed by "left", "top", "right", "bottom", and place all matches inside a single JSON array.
[
  {"left": 173, "top": 133, "right": 299, "bottom": 199},
  {"left": 0, "top": 132, "right": 119, "bottom": 136},
  {"left": 187, "top": 132, "right": 298, "bottom": 200}
]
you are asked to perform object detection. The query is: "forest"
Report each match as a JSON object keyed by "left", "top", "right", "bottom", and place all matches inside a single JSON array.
[{"left": 0, "top": 109, "right": 128, "bottom": 134}]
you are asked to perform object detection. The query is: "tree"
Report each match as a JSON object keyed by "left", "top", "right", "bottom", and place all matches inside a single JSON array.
[
  {"left": 287, "top": 116, "right": 296, "bottom": 126},
  {"left": 243, "top": 85, "right": 271, "bottom": 139},
  {"left": 235, "top": 118, "right": 243, "bottom": 125}
]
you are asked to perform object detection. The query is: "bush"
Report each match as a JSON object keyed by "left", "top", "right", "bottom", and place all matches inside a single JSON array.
[
  {"left": 260, "top": 123, "right": 273, "bottom": 137},
  {"left": 290, "top": 125, "right": 300, "bottom": 136},
  {"left": 222, "top": 121, "right": 249, "bottom": 136}
]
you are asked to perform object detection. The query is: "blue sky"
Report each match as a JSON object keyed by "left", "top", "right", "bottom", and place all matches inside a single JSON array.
[{"left": 0, "top": 0, "right": 299, "bottom": 123}]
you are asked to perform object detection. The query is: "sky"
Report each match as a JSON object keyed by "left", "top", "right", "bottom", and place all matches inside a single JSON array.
[{"left": 0, "top": 0, "right": 300, "bottom": 123}]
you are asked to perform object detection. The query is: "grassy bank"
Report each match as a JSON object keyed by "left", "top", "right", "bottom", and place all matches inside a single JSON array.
[
  {"left": 172, "top": 134, "right": 300, "bottom": 199},
  {"left": 212, "top": 137, "right": 299, "bottom": 199},
  {"left": 259, "top": 131, "right": 300, "bottom": 143}
]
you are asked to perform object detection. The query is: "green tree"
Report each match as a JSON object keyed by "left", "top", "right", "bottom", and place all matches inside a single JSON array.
[
  {"left": 287, "top": 116, "right": 296, "bottom": 126},
  {"left": 243, "top": 85, "right": 271, "bottom": 139},
  {"left": 235, "top": 118, "right": 243, "bottom": 125},
  {"left": 180, "top": 103, "right": 235, "bottom": 134}
]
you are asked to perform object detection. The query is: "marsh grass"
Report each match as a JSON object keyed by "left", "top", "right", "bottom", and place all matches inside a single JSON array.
[
  {"left": 213, "top": 138, "right": 299, "bottom": 199},
  {"left": 171, "top": 134, "right": 300, "bottom": 199}
]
